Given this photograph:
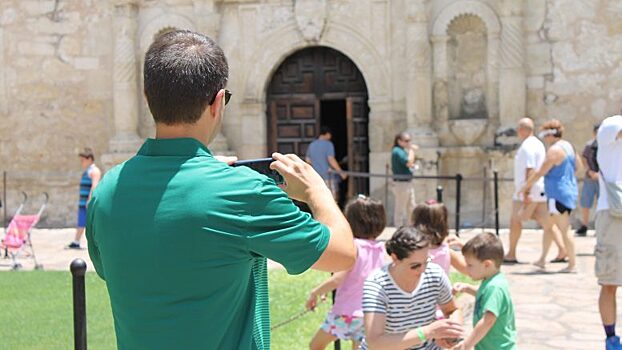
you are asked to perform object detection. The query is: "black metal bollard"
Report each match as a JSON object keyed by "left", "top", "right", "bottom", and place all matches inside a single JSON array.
[
  {"left": 436, "top": 186, "right": 443, "bottom": 203},
  {"left": 455, "top": 174, "right": 463, "bottom": 236},
  {"left": 70, "top": 259, "right": 87, "bottom": 350},
  {"left": 332, "top": 289, "right": 340, "bottom": 350},
  {"left": 493, "top": 170, "right": 500, "bottom": 236}
]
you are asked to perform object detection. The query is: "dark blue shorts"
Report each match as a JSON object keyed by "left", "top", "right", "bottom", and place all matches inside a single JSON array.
[{"left": 77, "top": 207, "right": 87, "bottom": 228}]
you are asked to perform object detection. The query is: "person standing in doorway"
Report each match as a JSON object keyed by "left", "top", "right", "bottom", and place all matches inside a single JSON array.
[
  {"left": 576, "top": 124, "right": 600, "bottom": 236},
  {"left": 67, "top": 147, "right": 101, "bottom": 249},
  {"left": 391, "top": 132, "right": 416, "bottom": 227},
  {"left": 306, "top": 126, "right": 347, "bottom": 199},
  {"left": 594, "top": 115, "right": 622, "bottom": 350},
  {"left": 504, "top": 118, "right": 566, "bottom": 266}
]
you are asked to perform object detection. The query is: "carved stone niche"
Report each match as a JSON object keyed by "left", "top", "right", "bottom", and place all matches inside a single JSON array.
[{"left": 294, "top": 0, "right": 327, "bottom": 43}]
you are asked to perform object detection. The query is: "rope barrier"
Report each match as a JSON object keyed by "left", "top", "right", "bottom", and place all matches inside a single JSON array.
[{"left": 270, "top": 309, "right": 311, "bottom": 331}]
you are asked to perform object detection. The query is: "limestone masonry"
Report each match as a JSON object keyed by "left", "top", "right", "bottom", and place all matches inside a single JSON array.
[{"left": 0, "top": 0, "right": 620, "bottom": 227}]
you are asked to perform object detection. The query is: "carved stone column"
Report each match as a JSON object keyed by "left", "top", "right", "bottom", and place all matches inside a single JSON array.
[
  {"left": 405, "top": 2, "right": 437, "bottom": 147},
  {"left": 487, "top": 33, "right": 500, "bottom": 124},
  {"left": 498, "top": 0, "right": 526, "bottom": 128},
  {"left": 103, "top": 0, "right": 142, "bottom": 169},
  {"left": 431, "top": 35, "right": 450, "bottom": 140}
]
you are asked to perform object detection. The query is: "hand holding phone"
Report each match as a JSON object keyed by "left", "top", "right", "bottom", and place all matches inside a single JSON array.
[{"left": 232, "top": 158, "right": 284, "bottom": 185}]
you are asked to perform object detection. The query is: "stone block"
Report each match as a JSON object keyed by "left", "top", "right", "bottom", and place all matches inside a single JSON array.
[
  {"left": 526, "top": 43, "right": 552, "bottom": 75},
  {"left": 19, "top": 0, "right": 57, "bottom": 16},
  {"left": 524, "top": 0, "right": 546, "bottom": 33},
  {"left": 17, "top": 41, "right": 55, "bottom": 56},
  {"left": 527, "top": 75, "right": 544, "bottom": 89},
  {"left": 73, "top": 56, "right": 100, "bottom": 70},
  {"left": 27, "top": 16, "right": 80, "bottom": 35}
]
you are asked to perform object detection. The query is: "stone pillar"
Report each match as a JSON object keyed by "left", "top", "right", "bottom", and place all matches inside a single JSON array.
[
  {"left": 498, "top": 0, "right": 526, "bottom": 128},
  {"left": 405, "top": 2, "right": 437, "bottom": 147},
  {"left": 103, "top": 0, "right": 143, "bottom": 169},
  {"left": 487, "top": 33, "right": 500, "bottom": 124},
  {"left": 431, "top": 35, "right": 450, "bottom": 140}
]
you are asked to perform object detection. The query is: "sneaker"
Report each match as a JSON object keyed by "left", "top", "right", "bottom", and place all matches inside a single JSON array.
[
  {"left": 67, "top": 242, "right": 81, "bottom": 249},
  {"left": 575, "top": 225, "right": 588, "bottom": 237},
  {"left": 606, "top": 335, "right": 622, "bottom": 350}
]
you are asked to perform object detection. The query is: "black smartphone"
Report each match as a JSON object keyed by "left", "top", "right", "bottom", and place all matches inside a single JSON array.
[{"left": 232, "top": 158, "right": 284, "bottom": 185}]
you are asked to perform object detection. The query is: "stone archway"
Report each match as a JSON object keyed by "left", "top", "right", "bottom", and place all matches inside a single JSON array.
[{"left": 266, "top": 46, "right": 370, "bottom": 197}]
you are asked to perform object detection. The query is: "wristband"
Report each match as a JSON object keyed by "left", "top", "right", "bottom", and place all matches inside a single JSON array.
[{"left": 416, "top": 327, "right": 427, "bottom": 342}]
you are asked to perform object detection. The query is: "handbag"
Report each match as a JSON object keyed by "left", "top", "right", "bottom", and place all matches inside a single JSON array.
[{"left": 600, "top": 170, "right": 622, "bottom": 218}]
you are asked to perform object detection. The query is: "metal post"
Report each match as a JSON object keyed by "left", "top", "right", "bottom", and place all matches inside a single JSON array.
[
  {"left": 332, "top": 288, "right": 340, "bottom": 350},
  {"left": 482, "top": 167, "right": 487, "bottom": 230},
  {"left": 436, "top": 186, "right": 443, "bottom": 203},
  {"left": 70, "top": 259, "right": 87, "bottom": 350},
  {"left": 493, "top": 170, "right": 500, "bottom": 236},
  {"left": 455, "top": 174, "right": 463, "bottom": 236}
]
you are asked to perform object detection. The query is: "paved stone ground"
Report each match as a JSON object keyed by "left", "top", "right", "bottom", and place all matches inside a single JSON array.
[{"left": 1, "top": 226, "right": 613, "bottom": 349}]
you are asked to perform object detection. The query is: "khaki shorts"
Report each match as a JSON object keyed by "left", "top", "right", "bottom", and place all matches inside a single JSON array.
[{"left": 595, "top": 211, "right": 622, "bottom": 286}]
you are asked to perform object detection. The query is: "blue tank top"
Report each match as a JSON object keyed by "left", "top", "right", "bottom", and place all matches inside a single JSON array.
[
  {"left": 544, "top": 140, "right": 578, "bottom": 209},
  {"left": 78, "top": 165, "right": 93, "bottom": 208}
]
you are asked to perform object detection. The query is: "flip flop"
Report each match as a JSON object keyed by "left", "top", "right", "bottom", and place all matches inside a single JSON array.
[
  {"left": 503, "top": 258, "right": 519, "bottom": 265},
  {"left": 550, "top": 257, "right": 568, "bottom": 263},
  {"left": 532, "top": 261, "right": 545, "bottom": 269}
]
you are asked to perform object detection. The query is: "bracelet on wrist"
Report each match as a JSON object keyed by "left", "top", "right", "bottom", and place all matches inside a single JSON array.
[{"left": 416, "top": 327, "right": 427, "bottom": 342}]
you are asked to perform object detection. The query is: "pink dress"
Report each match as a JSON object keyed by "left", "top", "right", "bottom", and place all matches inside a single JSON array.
[
  {"left": 429, "top": 243, "right": 451, "bottom": 274},
  {"left": 331, "top": 239, "right": 386, "bottom": 317}
]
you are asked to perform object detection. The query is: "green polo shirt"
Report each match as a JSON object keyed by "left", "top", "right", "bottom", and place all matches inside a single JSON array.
[
  {"left": 86, "top": 138, "right": 330, "bottom": 350},
  {"left": 391, "top": 146, "right": 411, "bottom": 176}
]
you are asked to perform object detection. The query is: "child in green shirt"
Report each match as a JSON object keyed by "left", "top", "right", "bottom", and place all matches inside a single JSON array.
[{"left": 453, "top": 232, "right": 517, "bottom": 350}]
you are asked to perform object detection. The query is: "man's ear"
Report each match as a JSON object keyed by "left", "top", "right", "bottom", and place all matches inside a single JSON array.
[{"left": 208, "top": 89, "right": 225, "bottom": 118}]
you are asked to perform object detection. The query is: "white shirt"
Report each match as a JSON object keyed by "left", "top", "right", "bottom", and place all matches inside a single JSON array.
[
  {"left": 514, "top": 135, "right": 546, "bottom": 202},
  {"left": 597, "top": 115, "right": 622, "bottom": 211}
]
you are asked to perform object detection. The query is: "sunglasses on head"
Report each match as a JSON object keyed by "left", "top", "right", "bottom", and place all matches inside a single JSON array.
[
  {"left": 409, "top": 257, "right": 432, "bottom": 270},
  {"left": 209, "top": 89, "right": 232, "bottom": 106}
]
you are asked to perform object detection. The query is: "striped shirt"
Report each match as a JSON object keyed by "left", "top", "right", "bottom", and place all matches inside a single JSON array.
[
  {"left": 360, "top": 263, "right": 453, "bottom": 350},
  {"left": 78, "top": 164, "right": 94, "bottom": 208}
]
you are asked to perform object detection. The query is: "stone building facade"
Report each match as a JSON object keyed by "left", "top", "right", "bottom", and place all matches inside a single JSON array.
[{"left": 0, "top": 0, "right": 620, "bottom": 227}]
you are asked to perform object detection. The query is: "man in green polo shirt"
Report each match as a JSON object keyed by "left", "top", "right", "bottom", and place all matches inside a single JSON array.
[{"left": 86, "top": 30, "right": 356, "bottom": 350}]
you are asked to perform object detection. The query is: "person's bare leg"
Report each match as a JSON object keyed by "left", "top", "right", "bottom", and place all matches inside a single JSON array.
[
  {"left": 550, "top": 223, "right": 567, "bottom": 260},
  {"left": 533, "top": 204, "right": 553, "bottom": 268},
  {"left": 599, "top": 285, "right": 618, "bottom": 326},
  {"left": 504, "top": 202, "right": 522, "bottom": 261},
  {"left": 309, "top": 329, "right": 337, "bottom": 350},
  {"left": 581, "top": 207, "right": 590, "bottom": 227},
  {"left": 553, "top": 213, "right": 575, "bottom": 270},
  {"left": 73, "top": 227, "right": 85, "bottom": 243},
  {"left": 351, "top": 340, "right": 360, "bottom": 350}
]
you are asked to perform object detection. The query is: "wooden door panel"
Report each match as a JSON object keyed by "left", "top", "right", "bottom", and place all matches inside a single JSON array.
[{"left": 268, "top": 98, "right": 319, "bottom": 157}]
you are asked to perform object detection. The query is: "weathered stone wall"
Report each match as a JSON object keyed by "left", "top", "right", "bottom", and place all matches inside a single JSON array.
[
  {"left": 0, "top": 0, "right": 112, "bottom": 226},
  {"left": 0, "top": 0, "right": 619, "bottom": 227}
]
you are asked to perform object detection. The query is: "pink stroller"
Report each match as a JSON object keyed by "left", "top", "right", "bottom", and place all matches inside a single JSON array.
[{"left": 1, "top": 192, "right": 48, "bottom": 270}]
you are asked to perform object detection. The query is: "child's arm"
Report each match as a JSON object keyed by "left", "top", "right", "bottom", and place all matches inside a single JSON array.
[
  {"left": 305, "top": 270, "right": 349, "bottom": 310},
  {"left": 454, "top": 311, "right": 497, "bottom": 350},
  {"left": 452, "top": 282, "right": 478, "bottom": 297},
  {"left": 449, "top": 250, "right": 469, "bottom": 276}
]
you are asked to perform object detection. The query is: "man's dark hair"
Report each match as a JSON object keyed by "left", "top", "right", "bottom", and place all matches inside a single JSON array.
[
  {"left": 319, "top": 126, "right": 332, "bottom": 136},
  {"left": 344, "top": 196, "right": 386, "bottom": 239},
  {"left": 462, "top": 232, "right": 504, "bottom": 268},
  {"left": 144, "top": 30, "right": 229, "bottom": 125},
  {"left": 385, "top": 226, "right": 429, "bottom": 260},
  {"left": 79, "top": 147, "right": 95, "bottom": 161}
]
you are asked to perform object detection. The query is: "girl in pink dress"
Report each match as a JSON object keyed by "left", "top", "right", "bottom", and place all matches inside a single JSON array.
[{"left": 306, "top": 196, "right": 388, "bottom": 350}]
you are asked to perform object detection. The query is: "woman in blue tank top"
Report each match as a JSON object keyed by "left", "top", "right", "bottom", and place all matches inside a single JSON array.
[{"left": 521, "top": 119, "right": 581, "bottom": 273}]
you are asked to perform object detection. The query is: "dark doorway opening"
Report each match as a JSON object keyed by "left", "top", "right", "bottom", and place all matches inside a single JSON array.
[{"left": 320, "top": 99, "right": 348, "bottom": 207}]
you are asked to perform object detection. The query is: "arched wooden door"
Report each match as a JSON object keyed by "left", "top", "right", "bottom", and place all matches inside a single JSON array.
[{"left": 267, "top": 47, "right": 370, "bottom": 197}]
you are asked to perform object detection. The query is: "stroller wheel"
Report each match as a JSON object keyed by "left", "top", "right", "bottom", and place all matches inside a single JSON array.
[
  {"left": 35, "top": 264, "right": 44, "bottom": 270},
  {"left": 11, "top": 263, "right": 22, "bottom": 271}
]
